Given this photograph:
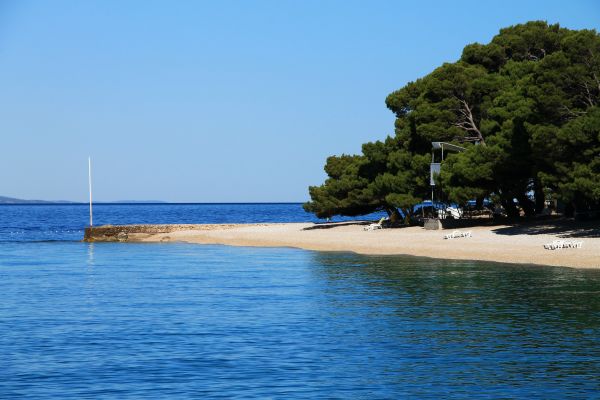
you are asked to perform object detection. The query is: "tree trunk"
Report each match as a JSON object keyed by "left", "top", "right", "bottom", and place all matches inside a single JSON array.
[
  {"left": 501, "top": 194, "right": 520, "bottom": 218},
  {"left": 476, "top": 196, "right": 484, "bottom": 209},
  {"left": 564, "top": 202, "right": 575, "bottom": 218},
  {"left": 403, "top": 208, "right": 413, "bottom": 225},
  {"left": 385, "top": 207, "right": 402, "bottom": 224},
  {"left": 516, "top": 193, "right": 536, "bottom": 217},
  {"left": 534, "top": 180, "right": 546, "bottom": 214}
]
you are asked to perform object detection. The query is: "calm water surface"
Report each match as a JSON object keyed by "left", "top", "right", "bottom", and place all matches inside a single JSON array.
[{"left": 1, "top": 205, "right": 599, "bottom": 398}]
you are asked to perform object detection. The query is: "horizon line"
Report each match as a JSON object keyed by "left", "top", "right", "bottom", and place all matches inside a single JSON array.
[{"left": 0, "top": 201, "right": 307, "bottom": 205}]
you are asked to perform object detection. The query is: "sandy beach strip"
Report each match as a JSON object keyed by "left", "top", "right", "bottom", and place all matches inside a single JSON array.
[{"left": 95, "top": 221, "right": 600, "bottom": 269}]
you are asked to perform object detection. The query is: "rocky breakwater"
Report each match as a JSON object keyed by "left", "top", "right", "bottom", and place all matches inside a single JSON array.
[{"left": 84, "top": 224, "right": 210, "bottom": 242}]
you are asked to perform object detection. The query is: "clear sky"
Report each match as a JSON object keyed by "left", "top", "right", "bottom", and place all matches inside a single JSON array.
[{"left": 1, "top": 0, "right": 599, "bottom": 202}]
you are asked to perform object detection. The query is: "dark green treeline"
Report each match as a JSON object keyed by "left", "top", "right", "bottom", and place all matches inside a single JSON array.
[{"left": 304, "top": 21, "right": 600, "bottom": 221}]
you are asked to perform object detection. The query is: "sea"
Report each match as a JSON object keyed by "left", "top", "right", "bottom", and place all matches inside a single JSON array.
[{"left": 1, "top": 204, "right": 600, "bottom": 399}]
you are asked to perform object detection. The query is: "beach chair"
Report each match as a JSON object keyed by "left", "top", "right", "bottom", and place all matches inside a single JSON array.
[
  {"left": 543, "top": 240, "right": 583, "bottom": 250},
  {"left": 364, "top": 217, "right": 386, "bottom": 231}
]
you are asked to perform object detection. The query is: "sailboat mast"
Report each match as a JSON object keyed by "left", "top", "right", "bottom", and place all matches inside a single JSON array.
[{"left": 88, "top": 157, "right": 93, "bottom": 227}]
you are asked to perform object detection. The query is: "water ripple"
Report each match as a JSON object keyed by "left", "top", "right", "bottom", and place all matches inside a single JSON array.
[{"left": 1, "top": 242, "right": 600, "bottom": 398}]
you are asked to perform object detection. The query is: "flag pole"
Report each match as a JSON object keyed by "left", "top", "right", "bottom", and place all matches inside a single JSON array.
[{"left": 88, "top": 157, "right": 93, "bottom": 227}]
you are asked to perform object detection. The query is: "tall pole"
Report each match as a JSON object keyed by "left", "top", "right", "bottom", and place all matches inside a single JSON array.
[{"left": 88, "top": 157, "right": 93, "bottom": 227}]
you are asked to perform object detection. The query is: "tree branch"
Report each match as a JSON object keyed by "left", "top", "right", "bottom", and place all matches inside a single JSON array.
[
  {"left": 581, "top": 81, "right": 596, "bottom": 108},
  {"left": 453, "top": 99, "right": 486, "bottom": 145},
  {"left": 561, "top": 105, "right": 587, "bottom": 118},
  {"left": 593, "top": 72, "right": 600, "bottom": 94}
]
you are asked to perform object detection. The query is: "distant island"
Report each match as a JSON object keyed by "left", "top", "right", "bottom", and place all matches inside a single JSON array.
[
  {"left": 0, "top": 196, "right": 167, "bottom": 204},
  {"left": 0, "top": 196, "right": 74, "bottom": 204}
]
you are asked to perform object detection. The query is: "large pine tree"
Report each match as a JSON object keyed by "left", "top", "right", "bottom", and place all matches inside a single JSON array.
[{"left": 305, "top": 22, "right": 600, "bottom": 221}]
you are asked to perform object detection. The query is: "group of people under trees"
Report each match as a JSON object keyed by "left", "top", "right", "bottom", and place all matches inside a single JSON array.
[{"left": 304, "top": 21, "right": 600, "bottom": 224}]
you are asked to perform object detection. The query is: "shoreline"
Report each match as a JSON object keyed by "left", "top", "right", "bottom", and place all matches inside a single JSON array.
[{"left": 84, "top": 220, "right": 600, "bottom": 269}]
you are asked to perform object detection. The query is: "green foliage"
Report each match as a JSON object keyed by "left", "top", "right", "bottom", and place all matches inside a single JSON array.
[
  {"left": 533, "top": 107, "right": 600, "bottom": 207},
  {"left": 303, "top": 155, "right": 374, "bottom": 219},
  {"left": 303, "top": 135, "right": 430, "bottom": 222},
  {"left": 306, "top": 21, "right": 600, "bottom": 220}
]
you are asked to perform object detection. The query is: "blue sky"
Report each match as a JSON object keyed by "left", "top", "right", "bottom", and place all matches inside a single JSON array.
[{"left": 1, "top": 0, "right": 599, "bottom": 202}]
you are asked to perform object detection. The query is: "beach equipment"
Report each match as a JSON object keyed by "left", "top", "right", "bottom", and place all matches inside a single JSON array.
[
  {"left": 543, "top": 240, "right": 583, "bottom": 250},
  {"left": 427, "top": 142, "right": 472, "bottom": 222},
  {"left": 443, "top": 230, "right": 472, "bottom": 239},
  {"left": 364, "top": 217, "right": 386, "bottom": 231},
  {"left": 442, "top": 206, "right": 461, "bottom": 219}
]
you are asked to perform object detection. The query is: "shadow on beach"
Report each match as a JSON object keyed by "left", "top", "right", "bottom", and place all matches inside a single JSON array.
[
  {"left": 492, "top": 218, "right": 600, "bottom": 238},
  {"left": 303, "top": 221, "right": 371, "bottom": 230},
  {"left": 304, "top": 216, "right": 600, "bottom": 238},
  {"left": 303, "top": 220, "right": 416, "bottom": 230}
]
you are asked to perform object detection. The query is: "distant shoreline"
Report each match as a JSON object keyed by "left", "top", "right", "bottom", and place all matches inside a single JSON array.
[
  {"left": 84, "top": 221, "right": 600, "bottom": 269},
  {"left": 0, "top": 202, "right": 305, "bottom": 205}
]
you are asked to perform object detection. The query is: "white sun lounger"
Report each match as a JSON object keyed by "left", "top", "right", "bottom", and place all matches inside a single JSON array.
[
  {"left": 543, "top": 240, "right": 583, "bottom": 250},
  {"left": 443, "top": 230, "right": 472, "bottom": 239},
  {"left": 364, "top": 217, "right": 386, "bottom": 231}
]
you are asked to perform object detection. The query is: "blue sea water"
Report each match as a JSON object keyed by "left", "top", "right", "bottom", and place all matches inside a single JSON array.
[
  {"left": 0, "top": 203, "right": 333, "bottom": 242},
  {"left": 1, "top": 204, "right": 600, "bottom": 398}
]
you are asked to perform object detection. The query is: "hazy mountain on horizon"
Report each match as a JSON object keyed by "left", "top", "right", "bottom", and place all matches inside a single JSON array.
[
  {"left": 0, "top": 195, "right": 74, "bottom": 204},
  {"left": 108, "top": 200, "right": 168, "bottom": 204},
  {"left": 0, "top": 196, "right": 168, "bottom": 204}
]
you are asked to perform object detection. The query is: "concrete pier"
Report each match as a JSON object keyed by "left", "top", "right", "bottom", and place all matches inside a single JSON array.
[{"left": 83, "top": 224, "right": 206, "bottom": 242}]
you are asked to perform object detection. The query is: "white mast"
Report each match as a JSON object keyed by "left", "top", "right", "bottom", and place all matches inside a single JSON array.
[{"left": 88, "top": 157, "right": 93, "bottom": 227}]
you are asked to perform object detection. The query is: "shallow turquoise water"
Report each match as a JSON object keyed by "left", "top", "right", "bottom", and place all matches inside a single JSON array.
[{"left": 2, "top": 241, "right": 600, "bottom": 398}]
